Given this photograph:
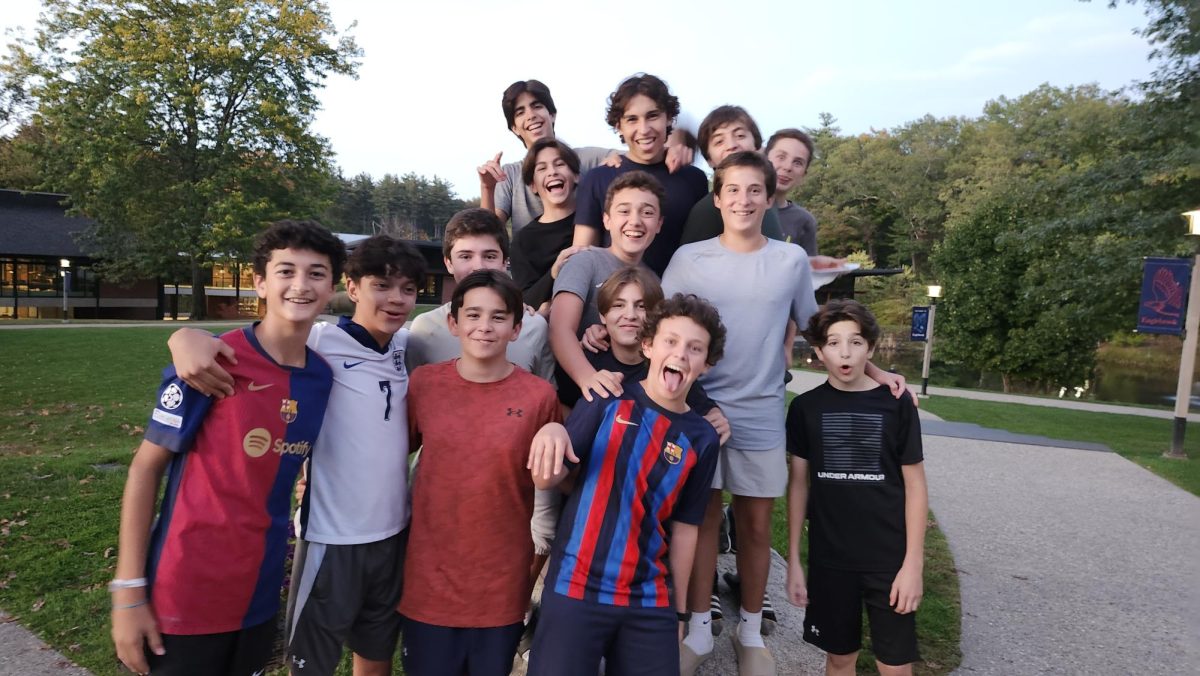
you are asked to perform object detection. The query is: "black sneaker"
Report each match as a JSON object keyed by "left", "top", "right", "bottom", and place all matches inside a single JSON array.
[{"left": 710, "top": 570, "right": 724, "bottom": 635}]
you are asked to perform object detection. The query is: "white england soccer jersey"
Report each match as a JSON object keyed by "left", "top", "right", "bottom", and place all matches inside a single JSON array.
[{"left": 299, "top": 318, "right": 410, "bottom": 544}]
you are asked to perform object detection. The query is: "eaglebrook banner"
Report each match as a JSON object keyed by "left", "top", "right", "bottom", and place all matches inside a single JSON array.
[{"left": 1136, "top": 257, "right": 1192, "bottom": 335}]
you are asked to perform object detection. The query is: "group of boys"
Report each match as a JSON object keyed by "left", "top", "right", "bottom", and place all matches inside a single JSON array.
[{"left": 110, "top": 72, "right": 928, "bottom": 676}]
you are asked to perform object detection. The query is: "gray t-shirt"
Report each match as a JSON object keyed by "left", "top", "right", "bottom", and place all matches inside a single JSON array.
[
  {"left": 777, "top": 202, "right": 818, "bottom": 257},
  {"left": 551, "top": 248, "right": 638, "bottom": 336},
  {"left": 405, "top": 303, "right": 556, "bottom": 382},
  {"left": 494, "top": 145, "right": 612, "bottom": 233},
  {"left": 662, "top": 237, "right": 818, "bottom": 451}
]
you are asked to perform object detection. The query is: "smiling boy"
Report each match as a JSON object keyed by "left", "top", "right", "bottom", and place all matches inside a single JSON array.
[
  {"left": 525, "top": 294, "right": 725, "bottom": 676},
  {"left": 112, "top": 221, "right": 344, "bottom": 676},
  {"left": 765, "top": 128, "right": 819, "bottom": 256},
  {"left": 549, "top": 171, "right": 664, "bottom": 403},
  {"left": 399, "top": 270, "right": 561, "bottom": 675},
  {"left": 786, "top": 300, "right": 926, "bottom": 676},
  {"left": 570, "top": 73, "right": 708, "bottom": 275},
  {"left": 509, "top": 139, "right": 582, "bottom": 313}
]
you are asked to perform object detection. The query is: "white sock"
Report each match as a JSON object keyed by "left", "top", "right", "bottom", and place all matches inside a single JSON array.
[
  {"left": 737, "top": 607, "right": 766, "bottom": 648},
  {"left": 683, "top": 611, "right": 714, "bottom": 654}
]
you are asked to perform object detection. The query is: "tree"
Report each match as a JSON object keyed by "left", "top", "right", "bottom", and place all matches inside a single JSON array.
[{"left": 2, "top": 0, "right": 359, "bottom": 318}]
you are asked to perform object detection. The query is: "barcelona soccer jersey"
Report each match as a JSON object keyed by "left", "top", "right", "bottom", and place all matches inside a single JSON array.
[
  {"left": 546, "top": 381, "right": 719, "bottom": 608},
  {"left": 142, "top": 325, "right": 332, "bottom": 635}
]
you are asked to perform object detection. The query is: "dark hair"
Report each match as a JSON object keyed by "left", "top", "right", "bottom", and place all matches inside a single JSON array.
[
  {"left": 521, "top": 139, "right": 582, "bottom": 187},
  {"left": 697, "top": 105, "right": 763, "bottom": 164},
  {"left": 803, "top": 298, "right": 881, "bottom": 349},
  {"left": 602, "top": 170, "right": 666, "bottom": 215},
  {"left": 252, "top": 219, "right": 345, "bottom": 281},
  {"left": 502, "top": 80, "right": 557, "bottom": 145},
  {"left": 605, "top": 73, "right": 679, "bottom": 141},
  {"left": 640, "top": 293, "right": 726, "bottom": 367},
  {"left": 713, "top": 150, "right": 778, "bottom": 199},
  {"left": 442, "top": 208, "right": 510, "bottom": 261},
  {"left": 597, "top": 266, "right": 664, "bottom": 316},
  {"left": 344, "top": 234, "right": 426, "bottom": 286},
  {"left": 765, "top": 128, "right": 815, "bottom": 167},
  {"left": 450, "top": 269, "right": 524, "bottom": 328}
]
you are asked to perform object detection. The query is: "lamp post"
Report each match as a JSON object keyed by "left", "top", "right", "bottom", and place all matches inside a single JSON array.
[
  {"left": 59, "top": 258, "right": 71, "bottom": 323},
  {"left": 1167, "top": 210, "right": 1200, "bottom": 458},
  {"left": 920, "top": 285, "right": 942, "bottom": 396}
]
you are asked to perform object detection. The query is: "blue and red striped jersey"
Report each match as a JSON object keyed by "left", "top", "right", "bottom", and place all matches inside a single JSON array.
[
  {"left": 547, "top": 381, "right": 719, "bottom": 608},
  {"left": 142, "top": 326, "right": 332, "bottom": 635}
]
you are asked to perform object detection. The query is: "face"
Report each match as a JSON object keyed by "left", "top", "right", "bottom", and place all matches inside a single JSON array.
[
  {"left": 767, "top": 137, "right": 810, "bottom": 195},
  {"left": 443, "top": 234, "right": 506, "bottom": 282},
  {"left": 510, "top": 91, "right": 555, "bottom": 147},
  {"left": 531, "top": 146, "right": 577, "bottom": 208},
  {"left": 602, "top": 283, "right": 647, "bottom": 349},
  {"left": 602, "top": 187, "right": 662, "bottom": 262},
  {"left": 706, "top": 120, "right": 758, "bottom": 167},
  {"left": 447, "top": 286, "right": 520, "bottom": 362},
  {"left": 347, "top": 274, "right": 418, "bottom": 345},
  {"left": 617, "top": 94, "right": 669, "bottom": 163},
  {"left": 253, "top": 247, "right": 335, "bottom": 325},
  {"left": 641, "top": 316, "right": 710, "bottom": 404},
  {"left": 813, "top": 319, "right": 876, "bottom": 391},
  {"left": 713, "top": 166, "right": 770, "bottom": 237}
]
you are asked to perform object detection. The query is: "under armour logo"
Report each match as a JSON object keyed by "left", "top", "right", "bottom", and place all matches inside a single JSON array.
[
  {"left": 292, "top": 655, "right": 306, "bottom": 669},
  {"left": 507, "top": 408, "right": 523, "bottom": 417}
]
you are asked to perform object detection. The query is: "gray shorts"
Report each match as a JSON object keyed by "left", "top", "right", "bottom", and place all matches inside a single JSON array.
[
  {"left": 286, "top": 530, "right": 407, "bottom": 674},
  {"left": 713, "top": 445, "right": 788, "bottom": 498}
]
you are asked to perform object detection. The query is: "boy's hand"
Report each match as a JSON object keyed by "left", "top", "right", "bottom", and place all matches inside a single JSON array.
[
  {"left": 810, "top": 255, "right": 846, "bottom": 270},
  {"left": 581, "top": 369, "right": 623, "bottom": 402},
  {"left": 872, "top": 369, "right": 919, "bottom": 409},
  {"left": 551, "top": 245, "right": 590, "bottom": 279},
  {"left": 477, "top": 151, "right": 504, "bottom": 192},
  {"left": 665, "top": 129, "right": 695, "bottom": 173},
  {"left": 703, "top": 407, "right": 731, "bottom": 446},
  {"left": 169, "top": 328, "right": 237, "bottom": 398},
  {"left": 112, "top": 601, "right": 164, "bottom": 674},
  {"left": 294, "top": 475, "right": 307, "bottom": 504},
  {"left": 600, "top": 150, "right": 622, "bottom": 168},
  {"left": 786, "top": 559, "right": 808, "bottom": 608},
  {"left": 890, "top": 563, "right": 923, "bottom": 614},
  {"left": 580, "top": 324, "right": 610, "bottom": 354},
  {"left": 527, "top": 422, "right": 579, "bottom": 483}
]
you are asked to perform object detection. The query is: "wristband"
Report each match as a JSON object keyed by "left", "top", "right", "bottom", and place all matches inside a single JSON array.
[
  {"left": 113, "top": 599, "right": 149, "bottom": 610},
  {"left": 108, "top": 578, "right": 147, "bottom": 592},
  {"left": 676, "top": 611, "right": 691, "bottom": 622}
]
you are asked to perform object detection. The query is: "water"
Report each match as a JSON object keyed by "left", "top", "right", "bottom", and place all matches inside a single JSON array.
[{"left": 795, "top": 340, "right": 1199, "bottom": 411}]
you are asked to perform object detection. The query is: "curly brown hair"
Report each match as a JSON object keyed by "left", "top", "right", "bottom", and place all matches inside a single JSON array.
[
  {"left": 802, "top": 298, "right": 881, "bottom": 349},
  {"left": 639, "top": 293, "right": 726, "bottom": 366}
]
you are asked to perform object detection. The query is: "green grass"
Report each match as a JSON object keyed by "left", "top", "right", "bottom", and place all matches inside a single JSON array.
[
  {"left": 780, "top": 392, "right": 962, "bottom": 674},
  {"left": 922, "top": 397, "right": 1200, "bottom": 496}
]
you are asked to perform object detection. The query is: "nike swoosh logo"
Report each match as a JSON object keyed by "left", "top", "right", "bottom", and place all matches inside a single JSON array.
[
  {"left": 247, "top": 382, "right": 273, "bottom": 392},
  {"left": 615, "top": 414, "right": 639, "bottom": 426},
  {"left": 343, "top": 361, "right": 365, "bottom": 369}
]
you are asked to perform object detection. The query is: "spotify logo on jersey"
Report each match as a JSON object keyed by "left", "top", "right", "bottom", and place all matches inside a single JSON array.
[{"left": 243, "top": 428, "right": 272, "bottom": 458}]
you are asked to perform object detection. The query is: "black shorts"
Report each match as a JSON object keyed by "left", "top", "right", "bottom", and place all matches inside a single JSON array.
[
  {"left": 145, "top": 617, "right": 276, "bottom": 676},
  {"left": 400, "top": 617, "right": 524, "bottom": 676},
  {"left": 528, "top": 590, "right": 678, "bottom": 676},
  {"left": 802, "top": 565, "right": 920, "bottom": 666},
  {"left": 286, "top": 530, "right": 408, "bottom": 675}
]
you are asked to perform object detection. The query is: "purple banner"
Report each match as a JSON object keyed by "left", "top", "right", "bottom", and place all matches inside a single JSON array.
[{"left": 1137, "top": 257, "right": 1191, "bottom": 335}]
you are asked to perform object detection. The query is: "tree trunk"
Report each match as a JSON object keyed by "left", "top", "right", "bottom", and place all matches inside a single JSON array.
[
  {"left": 1001, "top": 372, "right": 1012, "bottom": 393},
  {"left": 190, "top": 260, "right": 208, "bottom": 320}
]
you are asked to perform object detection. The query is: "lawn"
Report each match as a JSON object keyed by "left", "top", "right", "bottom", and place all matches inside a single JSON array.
[{"left": 921, "top": 397, "right": 1200, "bottom": 496}]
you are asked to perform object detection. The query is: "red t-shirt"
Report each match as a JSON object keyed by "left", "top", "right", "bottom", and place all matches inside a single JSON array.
[{"left": 399, "top": 360, "right": 561, "bottom": 627}]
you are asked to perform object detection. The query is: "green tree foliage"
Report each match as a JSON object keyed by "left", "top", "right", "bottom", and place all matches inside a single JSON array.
[
  {"left": 320, "top": 171, "right": 468, "bottom": 238},
  {"left": 2, "top": 0, "right": 359, "bottom": 318}
]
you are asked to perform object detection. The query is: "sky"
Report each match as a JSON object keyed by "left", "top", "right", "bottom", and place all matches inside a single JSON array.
[{"left": 1, "top": 0, "right": 1161, "bottom": 200}]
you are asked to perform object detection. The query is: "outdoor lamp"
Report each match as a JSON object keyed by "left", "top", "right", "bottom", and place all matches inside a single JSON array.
[
  {"left": 920, "top": 284, "right": 941, "bottom": 396},
  {"left": 59, "top": 258, "right": 71, "bottom": 323},
  {"left": 928, "top": 285, "right": 942, "bottom": 299},
  {"left": 1168, "top": 210, "right": 1200, "bottom": 457}
]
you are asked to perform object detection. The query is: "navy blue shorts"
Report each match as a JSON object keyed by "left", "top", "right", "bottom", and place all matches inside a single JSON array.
[
  {"left": 145, "top": 616, "right": 275, "bottom": 676},
  {"left": 528, "top": 590, "right": 679, "bottom": 676},
  {"left": 802, "top": 564, "right": 920, "bottom": 666},
  {"left": 400, "top": 616, "right": 523, "bottom": 676}
]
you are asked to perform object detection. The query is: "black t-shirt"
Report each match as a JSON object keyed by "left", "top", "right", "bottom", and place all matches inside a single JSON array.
[
  {"left": 786, "top": 382, "right": 923, "bottom": 572},
  {"left": 510, "top": 212, "right": 575, "bottom": 309},
  {"left": 556, "top": 348, "right": 715, "bottom": 415}
]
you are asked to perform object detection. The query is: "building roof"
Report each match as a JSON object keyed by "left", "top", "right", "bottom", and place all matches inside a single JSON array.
[{"left": 0, "top": 190, "right": 93, "bottom": 258}]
